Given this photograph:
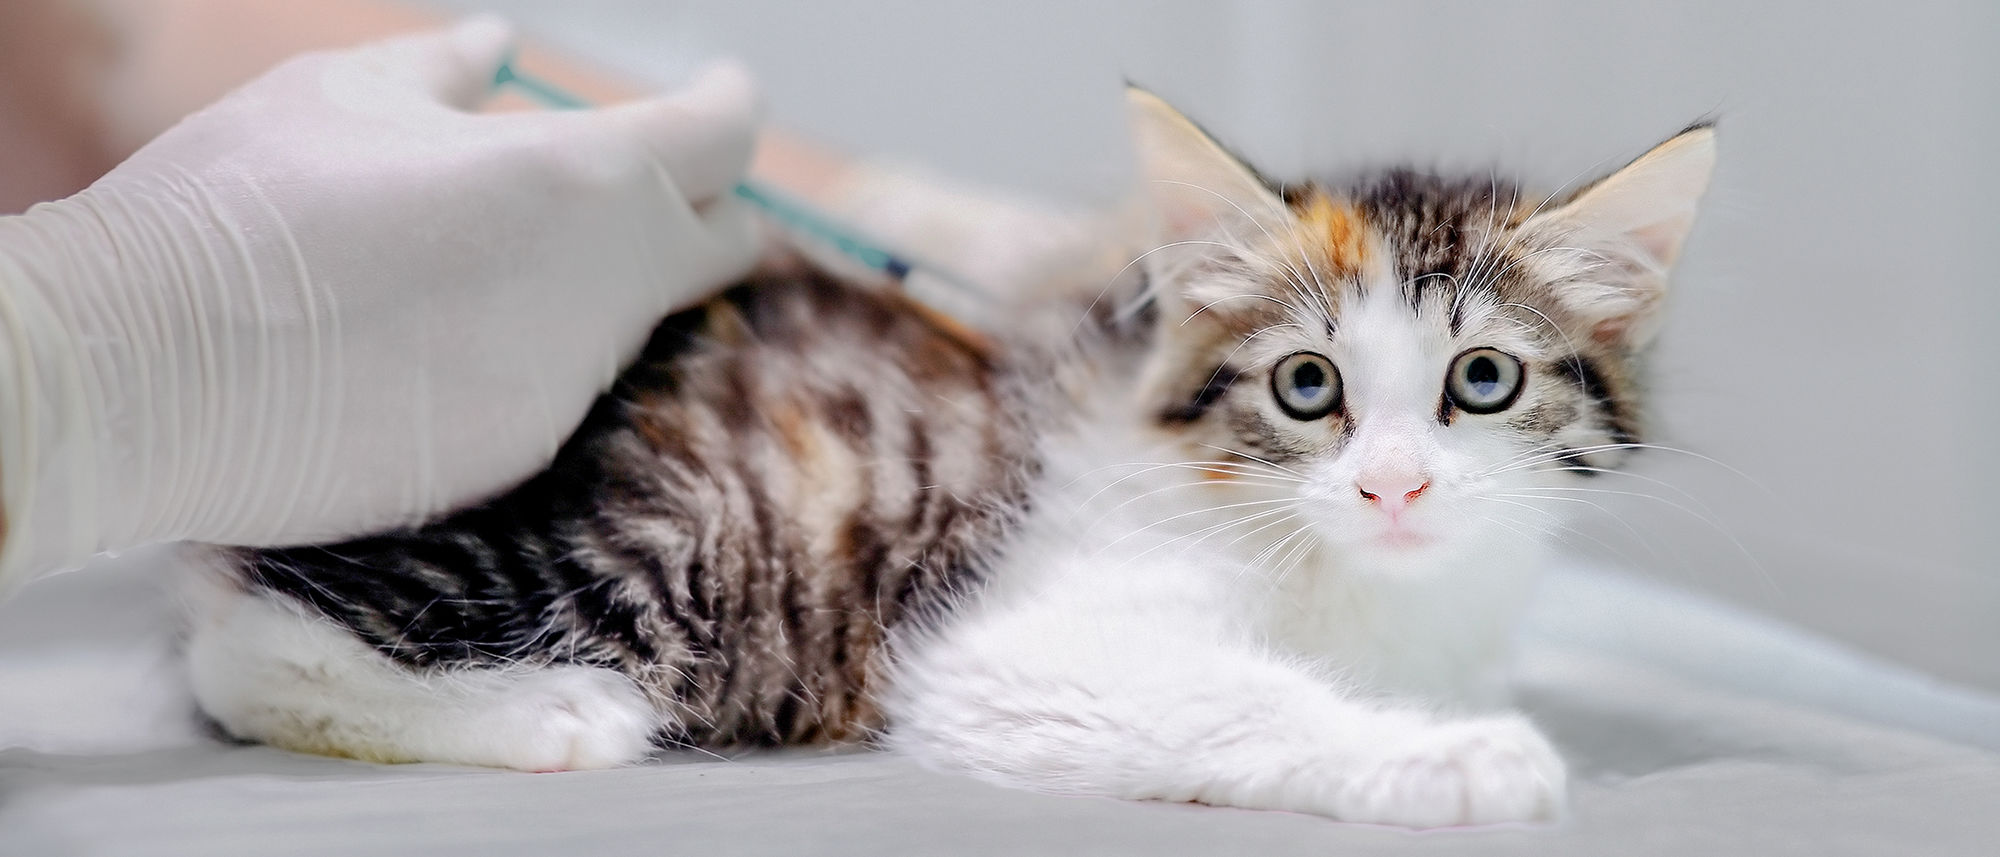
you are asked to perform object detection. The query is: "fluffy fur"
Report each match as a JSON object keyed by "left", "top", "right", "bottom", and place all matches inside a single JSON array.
[{"left": 183, "top": 90, "right": 1715, "bottom": 827}]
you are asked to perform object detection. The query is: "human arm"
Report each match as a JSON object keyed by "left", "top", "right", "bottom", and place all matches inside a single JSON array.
[{"left": 0, "top": 17, "right": 759, "bottom": 590}]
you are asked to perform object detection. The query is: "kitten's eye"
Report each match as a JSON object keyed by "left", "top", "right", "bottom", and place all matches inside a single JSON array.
[
  {"left": 1445, "top": 348, "right": 1525, "bottom": 414},
  {"left": 1271, "top": 352, "right": 1342, "bottom": 420}
]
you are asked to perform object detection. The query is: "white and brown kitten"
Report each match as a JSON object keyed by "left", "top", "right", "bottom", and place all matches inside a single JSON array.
[{"left": 183, "top": 90, "right": 1714, "bottom": 828}]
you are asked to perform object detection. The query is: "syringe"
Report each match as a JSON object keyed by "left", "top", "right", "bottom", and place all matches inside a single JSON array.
[{"left": 493, "top": 59, "right": 980, "bottom": 296}]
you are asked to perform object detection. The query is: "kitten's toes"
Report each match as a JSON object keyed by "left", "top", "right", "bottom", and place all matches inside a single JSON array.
[
  {"left": 469, "top": 666, "right": 658, "bottom": 772},
  {"left": 1334, "top": 715, "right": 1566, "bottom": 828}
]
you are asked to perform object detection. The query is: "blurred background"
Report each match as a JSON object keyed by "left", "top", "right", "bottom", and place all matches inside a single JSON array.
[{"left": 3, "top": 0, "right": 1994, "bottom": 696}]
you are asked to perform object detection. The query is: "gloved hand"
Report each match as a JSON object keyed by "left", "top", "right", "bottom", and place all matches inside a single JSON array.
[{"left": 0, "top": 16, "right": 760, "bottom": 588}]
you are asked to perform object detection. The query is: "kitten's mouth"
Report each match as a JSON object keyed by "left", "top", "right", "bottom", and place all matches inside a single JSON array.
[{"left": 1376, "top": 529, "right": 1430, "bottom": 549}]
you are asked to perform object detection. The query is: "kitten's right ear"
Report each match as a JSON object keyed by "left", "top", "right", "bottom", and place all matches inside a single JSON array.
[
  {"left": 1522, "top": 123, "right": 1717, "bottom": 347},
  {"left": 1127, "top": 87, "right": 1288, "bottom": 243},
  {"left": 1535, "top": 122, "right": 1717, "bottom": 272}
]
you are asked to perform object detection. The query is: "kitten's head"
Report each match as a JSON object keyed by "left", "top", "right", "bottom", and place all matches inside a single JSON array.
[{"left": 1127, "top": 90, "right": 1715, "bottom": 572}]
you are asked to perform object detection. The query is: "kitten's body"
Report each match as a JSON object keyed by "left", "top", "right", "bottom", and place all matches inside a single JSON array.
[
  {"left": 192, "top": 272, "right": 1050, "bottom": 758},
  {"left": 187, "top": 93, "right": 1714, "bottom": 826}
]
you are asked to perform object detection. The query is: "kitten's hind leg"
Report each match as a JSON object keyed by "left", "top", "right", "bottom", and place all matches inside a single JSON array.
[
  {"left": 185, "top": 576, "right": 658, "bottom": 771},
  {"left": 885, "top": 586, "right": 1565, "bottom": 828}
]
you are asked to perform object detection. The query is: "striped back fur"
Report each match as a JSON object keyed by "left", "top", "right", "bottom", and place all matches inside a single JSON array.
[{"left": 230, "top": 271, "right": 1046, "bottom": 747}]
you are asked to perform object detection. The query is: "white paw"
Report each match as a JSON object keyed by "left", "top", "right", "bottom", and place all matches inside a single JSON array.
[
  {"left": 1332, "top": 716, "right": 1566, "bottom": 828},
  {"left": 468, "top": 667, "right": 658, "bottom": 772}
]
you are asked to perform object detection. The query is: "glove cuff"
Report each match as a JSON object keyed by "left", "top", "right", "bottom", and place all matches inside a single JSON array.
[{"left": 0, "top": 210, "right": 112, "bottom": 590}]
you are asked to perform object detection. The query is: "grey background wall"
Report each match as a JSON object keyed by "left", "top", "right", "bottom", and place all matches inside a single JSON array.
[{"left": 434, "top": 1, "right": 1998, "bottom": 690}]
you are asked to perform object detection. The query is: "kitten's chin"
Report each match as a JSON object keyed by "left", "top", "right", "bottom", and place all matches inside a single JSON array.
[{"left": 1356, "top": 544, "right": 1459, "bottom": 577}]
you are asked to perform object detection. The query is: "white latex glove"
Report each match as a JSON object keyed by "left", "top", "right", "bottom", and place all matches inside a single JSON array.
[{"left": 0, "top": 17, "right": 760, "bottom": 590}]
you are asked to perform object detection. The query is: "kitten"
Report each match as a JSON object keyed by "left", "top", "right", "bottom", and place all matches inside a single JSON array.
[{"left": 182, "top": 89, "right": 1714, "bottom": 828}]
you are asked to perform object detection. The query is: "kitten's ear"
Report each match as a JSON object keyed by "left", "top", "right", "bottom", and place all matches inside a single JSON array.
[
  {"left": 1525, "top": 123, "right": 1717, "bottom": 347},
  {"left": 1127, "top": 86, "right": 1288, "bottom": 244}
]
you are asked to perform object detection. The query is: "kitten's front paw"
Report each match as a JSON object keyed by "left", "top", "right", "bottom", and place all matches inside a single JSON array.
[
  {"left": 470, "top": 667, "right": 658, "bottom": 772},
  {"left": 1333, "top": 716, "right": 1566, "bottom": 828}
]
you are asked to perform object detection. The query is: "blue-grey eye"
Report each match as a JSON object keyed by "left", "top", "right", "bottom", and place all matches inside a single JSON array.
[
  {"left": 1272, "top": 352, "right": 1342, "bottom": 420},
  {"left": 1446, "top": 348, "right": 1525, "bottom": 414}
]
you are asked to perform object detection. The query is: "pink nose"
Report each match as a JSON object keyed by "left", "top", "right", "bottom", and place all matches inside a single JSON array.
[{"left": 1357, "top": 474, "right": 1430, "bottom": 512}]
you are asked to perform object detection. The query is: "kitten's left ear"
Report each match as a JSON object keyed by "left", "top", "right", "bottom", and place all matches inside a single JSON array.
[
  {"left": 1127, "top": 86, "right": 1288, "bottom": 241},
  {"left": 1126, "top": 87, "right": 1293, "bottom": 322},
  {"left": 1525, "top": 123, "right": 1718, "bottom": 347}
]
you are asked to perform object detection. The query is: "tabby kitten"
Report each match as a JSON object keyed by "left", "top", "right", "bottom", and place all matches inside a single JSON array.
[{"left": 184, "top": 90, "right": 1714, "bottom": 828}]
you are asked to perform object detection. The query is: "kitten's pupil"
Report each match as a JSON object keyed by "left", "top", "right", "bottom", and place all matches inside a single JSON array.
[
  {"left": 1466, "top": 356, "right": 1499, "bottom": 393},
  {"left": 1293, "top": 362, "right": 1326, "bottom": 396}
]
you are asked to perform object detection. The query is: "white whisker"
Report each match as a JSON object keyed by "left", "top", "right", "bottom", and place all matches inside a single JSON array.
[{"left": 1197, "top": 443, "right": 1310, "bottom": 478}]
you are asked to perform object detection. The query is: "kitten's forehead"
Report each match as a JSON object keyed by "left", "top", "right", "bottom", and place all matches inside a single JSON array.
[
  {"left": 1242, "top": 178, "right": 1556, "bottom": 357},
  {"left": 1346, "top": 170, "right": 1548, "bottom": 315}
]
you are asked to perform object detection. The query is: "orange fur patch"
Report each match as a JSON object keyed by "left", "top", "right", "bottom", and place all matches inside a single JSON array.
[
  {"left": 634, "top": 414, "right": 674, "bottom": 451},
  {"left": 1295, "top": 192, "right": 1371, "bottom": 278},
  {"left": 771, "top": 399, "right": 816, "bottom": 462}
]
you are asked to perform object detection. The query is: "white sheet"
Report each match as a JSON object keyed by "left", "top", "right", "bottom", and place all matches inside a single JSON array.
[{"left": 3, "top": 549, "right": 1997, "bottom": 855}]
